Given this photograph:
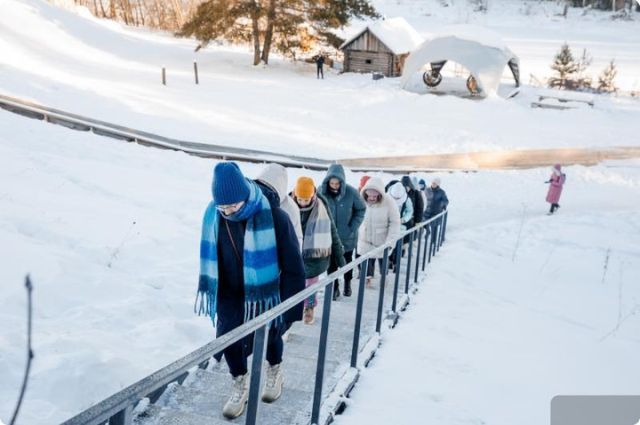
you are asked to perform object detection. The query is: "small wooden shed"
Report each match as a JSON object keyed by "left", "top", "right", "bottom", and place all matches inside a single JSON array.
[{"left": 340, "top": 18, "right": 423, "bottom": 77}]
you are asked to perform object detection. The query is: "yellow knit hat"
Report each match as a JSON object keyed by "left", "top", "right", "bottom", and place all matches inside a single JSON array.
[{"left": 294, "top": 176, "right": 316, "bottom": 199}]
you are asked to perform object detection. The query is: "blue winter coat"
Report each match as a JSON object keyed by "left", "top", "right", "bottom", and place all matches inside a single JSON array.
[
  {"left": 425, "top": 186, "right": 449, "bottom": 219},
  {"left": 318, "top": 164, "right": 367, "bottom": 252},
  {"left": 215, "top": 183, "right": 306, "bottom": 337}
]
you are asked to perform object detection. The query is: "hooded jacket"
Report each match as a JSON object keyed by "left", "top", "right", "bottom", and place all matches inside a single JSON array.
[
  {"left": 358, "top": 177, "right": 401, "bottom": 258},
  {"left": 401, "top": 176, "right": 424, "bottom": 226},
  {"left": 318, "top": 164, "right": 367, "bottom": 252},
  {"left": 389, "top": 182, "right": 414, "bottom": 230},
  {"left": 546, "top": 164, "right": 566, "bottom": 204},
  {"left": 256, "top": 164, "right": 303, "bottom": 250}
]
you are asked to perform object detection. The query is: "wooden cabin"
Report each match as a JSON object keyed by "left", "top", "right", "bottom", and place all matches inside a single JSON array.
[{"left": 340, "top": 17, "right": 423, "bottom": 77}]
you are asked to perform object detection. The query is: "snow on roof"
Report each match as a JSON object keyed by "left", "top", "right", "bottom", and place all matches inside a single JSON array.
[{"left": 340, "top": 17, "right": 424, "bottom": 55}]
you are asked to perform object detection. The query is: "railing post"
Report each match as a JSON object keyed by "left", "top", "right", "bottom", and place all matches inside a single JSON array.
[
  {"left": 375, "top": 248, "right": 389, "bottom": 333},
  {"left": 404, "top": 231, "right": 414, "bottom": 294},
  {"left": 428, "top": 223, "right": 434, "bottom": 263},
  {"left": 437, "top": 215, "right": 444, "bottom": 251},
  {"left": 421, "top": 225, "right": 429, "bottom": 271},
  {"left": 414, "top": 227, "right": 423, "bottom": 283},
  {"left": 431, "top": 221, "right": 439, "bottom": 257},
  {"left": 391, "top": 240, "right": 402, "bottom": 313},
  {"left": 351, "top": 259, "right": 369, "bottom": 368},
  {"left": 441, "top": 211, "right": 448, "bottom": 243},
  {"left": 109, "top": 406, "right": 133, "bottom": 425},
  {"left": 245, "top": 324, "right": 268, "bottom": 425},
  {"left": 311, "top": 282, "right": 334, "bottom": 425}
]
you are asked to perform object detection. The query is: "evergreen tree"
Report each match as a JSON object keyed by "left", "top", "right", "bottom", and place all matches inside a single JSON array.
[
  {"left": 179, "top": 0, "right": 379, "bottom": 65},
  {"left": 597, "top": 60, "right": 618, "bottom": 93},
  {"left": 549, "top": 43, "right": 579, "bottom": 89}
]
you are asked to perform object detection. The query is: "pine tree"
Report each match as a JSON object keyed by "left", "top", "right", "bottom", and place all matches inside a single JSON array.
[
  {"left": 597, "top": 60, "right": 618, "bottom": 93},
  {"left": 549, "top": 43, "right": 579, "bottom": 89},
  {"left": 178, "top": 0, "right": 379, "bottom": 65}
]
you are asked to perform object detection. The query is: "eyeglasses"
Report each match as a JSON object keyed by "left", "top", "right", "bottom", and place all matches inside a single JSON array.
[{"left": 216, "top": 201, "right": 245, "bottom": 213}]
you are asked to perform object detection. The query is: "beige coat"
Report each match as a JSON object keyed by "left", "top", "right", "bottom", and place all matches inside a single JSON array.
[{"left": 357, "top": 177, "right": 401, "bottom": 258}]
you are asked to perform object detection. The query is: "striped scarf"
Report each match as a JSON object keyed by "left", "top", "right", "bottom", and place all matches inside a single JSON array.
[
  {"left": 300, "top": 197, "right": 333, "bottom": 259},
  {"left": 196, "top": 180, "right": 281, "bottom": 326}
]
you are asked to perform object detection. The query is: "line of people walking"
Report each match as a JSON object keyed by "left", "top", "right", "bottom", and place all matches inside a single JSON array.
[{"left": 195, "top": 161, "right": 449, "bottom": 419}]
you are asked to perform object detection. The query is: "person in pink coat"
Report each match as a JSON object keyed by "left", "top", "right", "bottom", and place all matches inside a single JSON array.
[{"left": 545, "top": 164, "right": 566, "bottom": 214}]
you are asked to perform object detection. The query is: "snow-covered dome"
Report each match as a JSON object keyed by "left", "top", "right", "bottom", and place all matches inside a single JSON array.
[{"left": 401, "top": 25, "right": 519, "bottom": 96}]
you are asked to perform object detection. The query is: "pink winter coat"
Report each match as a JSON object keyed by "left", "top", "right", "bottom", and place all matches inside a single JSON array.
[{"left": 546, "top": 166, "right": 566, "bottom": 204}]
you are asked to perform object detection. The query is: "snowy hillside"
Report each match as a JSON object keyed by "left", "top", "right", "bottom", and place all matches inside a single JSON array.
[
  {"left": 2, "top": 107, "right": 640, "bottom": 424},
  {"left": 1, "top": 1, "right": 640, "bottom": 424},
  {"left": 1, "top": 0, "right": 639, "bottom": 160}
]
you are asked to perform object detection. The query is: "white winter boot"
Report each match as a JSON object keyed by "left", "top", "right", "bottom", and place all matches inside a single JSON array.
[
  {"left": 261, "top": 363, "right": 283, "bottom": 403},
  {"left": 222, "top": 373, "right": 250, "bottom": 419}
]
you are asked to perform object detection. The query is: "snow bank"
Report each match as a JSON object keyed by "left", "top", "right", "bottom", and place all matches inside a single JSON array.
[
  {"left": 336, "top": 163, "right": 640, "bottom": 425},
  {"left": 1, "top": 0, "right": 639, "bottom": 161}
]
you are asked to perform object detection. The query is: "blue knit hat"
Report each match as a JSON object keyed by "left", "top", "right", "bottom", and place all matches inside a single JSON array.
[
  {"left": 212, "top": 162, "right": 250, "bottom": 205},
  {"left": 419, "top": 179, "right": 426, "bottom": 186}
]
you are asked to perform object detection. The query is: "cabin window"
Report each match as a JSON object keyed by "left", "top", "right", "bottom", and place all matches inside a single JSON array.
[{"left": 365, "top": 59, "right": 373, "bottom": 64}]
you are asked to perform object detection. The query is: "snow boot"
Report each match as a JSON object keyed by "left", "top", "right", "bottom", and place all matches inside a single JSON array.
[
  {"left": 333, "top": 281, "right": 340, "bottom": 300},
  {"left": 261, "top": 363, "right": 283, "bottom": 403},
  {"left": 223, "top": 373, "right": 250, "bottom": 418},
  {"left": 303, "top": 307, "right": 315, "bottom": 325},
  {"left": 343, "top": 279, "right": 352, "bottom": 297}
]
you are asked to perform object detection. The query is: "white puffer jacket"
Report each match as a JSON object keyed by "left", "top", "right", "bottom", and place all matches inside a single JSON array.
[{"left": 357, "top": 177, "right": 401, "bottom": 258}]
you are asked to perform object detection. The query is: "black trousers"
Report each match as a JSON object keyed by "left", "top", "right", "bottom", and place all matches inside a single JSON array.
[
  {"left": 215, "top": 321, "right": 285, "bottom": 377},
  {"left": 328, "top": 250, "right": 353, "bottom": 285},
  {"left": 317, "top": 66, "right": 324, "bottom": 79}
]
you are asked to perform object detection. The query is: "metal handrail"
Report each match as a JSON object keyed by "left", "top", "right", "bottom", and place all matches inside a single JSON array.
[
  {"left": 0, "top": 93, "right": 331, "bottom": 170},
  {"left": 0, "top": 93, "right": 448, "bottom": 174},
  {"left": 59, "top": 210, "right": 448, "bottom": 425}
]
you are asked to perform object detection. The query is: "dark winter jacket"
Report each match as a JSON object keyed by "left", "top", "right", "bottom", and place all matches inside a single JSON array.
[
  {"left": 319, "top": 164, "right": 367, "bottom": 252},
  {"left": 299, "top": 194, "right": 346, "bottom": 279},
  {"left": 316, "top": 56, "right": 325, "bottom": 67},
  {"left": 401, "top": 176, "right": 424, "bottom": 226},
  {"left": 215, "top": 183, "right": 306, "bottom": 336},
  {"left": 425, "top": 186, "right": 449, "bottom": 219}
]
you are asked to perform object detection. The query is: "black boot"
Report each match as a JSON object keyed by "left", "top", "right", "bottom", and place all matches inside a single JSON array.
[
  {"left": 343, "top": 280, "right": 352, "bottom": 297},
  {"left": 332, "top": 281, "right": 340, "bottom": 300}
]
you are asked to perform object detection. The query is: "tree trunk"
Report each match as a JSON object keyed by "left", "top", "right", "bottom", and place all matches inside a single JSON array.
[
  {"left": 98, "top": 0, "right": 107, "bottom": 18},
  {"left": 250, "top": 3, "right": 262, "bottom": 66},
  {"left": 261, "top": 0, "right": 277, "bottom": 64}
]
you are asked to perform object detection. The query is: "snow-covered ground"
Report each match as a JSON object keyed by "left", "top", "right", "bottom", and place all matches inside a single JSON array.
[
  {"left": 336, "top": 163, "right": 640, "bottom": 425},
  {"left": 1, "top": 0, "right": 639, "bottom": 160},
  {"left": 2, "top": 108, "right": 640, "bottom": 424},
  {"left": 2, "top": 1, "right": 640, "bottom": 424}
]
